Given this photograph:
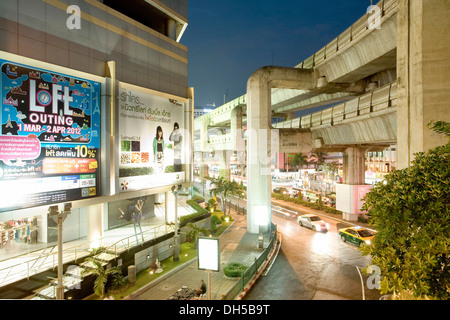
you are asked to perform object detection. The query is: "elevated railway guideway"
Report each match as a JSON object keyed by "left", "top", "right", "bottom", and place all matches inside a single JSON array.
[
  {"left": 194, "top": 0, "right": 399, "bottom": 156},
  {"left": 245, "top": 0, "right": 399, "bottom": 232},
  {"left": 273, "top": 81, "right": 398, "bottom": 153}
]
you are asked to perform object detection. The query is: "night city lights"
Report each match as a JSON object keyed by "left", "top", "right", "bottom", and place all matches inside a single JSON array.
[{"left": 0, "top": 0, "right": 448, "bottom": 316}]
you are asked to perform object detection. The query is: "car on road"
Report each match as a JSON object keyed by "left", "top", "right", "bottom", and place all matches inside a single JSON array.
[
  {"left": 297, "top": 214, "right": 329, "bottom": 232},
  {"left": 338, "top": 226, "right": 375, "bottom": 246},
  {"left": 273, "top": 187, "right": 289, "bottom": 196},
  {"left": 302, "top": 191, "right": 320, "bottom": 203}
]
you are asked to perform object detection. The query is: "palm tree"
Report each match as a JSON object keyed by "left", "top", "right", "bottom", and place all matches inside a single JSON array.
[
  {"left": 185, "top": 222, "right": 210, "bottom": 248},
  {"left": 209, "top": 176, "right": 233, "bottom": 214},
  {"left": 289, "top": 153, "right": 308, "bottom": 170},
  {"left": 205, "top": 198, "right": 217, "bottom": 213},
  {"left": 309, "top": 152, "right": 326, "bottom": 170},
  {"left": 322, "top": 161, "right": 339, "bottom": 177},
  {"left": 234, "top": 180, "right": 246, "bottom": 215},
  {"left": 81, "top": 257, "right": 121, "bottom": 299}
]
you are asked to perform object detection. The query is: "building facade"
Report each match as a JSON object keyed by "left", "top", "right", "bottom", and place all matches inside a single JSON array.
[{"left": 0, "top": 0, "right": 193, "bottom": 298}]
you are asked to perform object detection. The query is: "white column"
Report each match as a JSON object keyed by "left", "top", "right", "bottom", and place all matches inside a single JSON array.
[
  {"left": 167, "top": 19, "right": 177, "bottom": 40},
  {"left": 397, "top": 0, "right": 450, "bottom": 169},
  {"left": 246, "top": 67, "right": 316, "bottom": 233},
  {"left": 87, "top": 203, "right": 103, "bottom": 248},
  {"left": 337, "top": 146, "right": 371, "bottom": 221}
]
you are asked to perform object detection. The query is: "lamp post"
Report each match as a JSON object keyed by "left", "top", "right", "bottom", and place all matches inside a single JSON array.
[
  {"left": 171, "top": 184, "right": 182, "bottom": 261},
  {"left": 49, "top": 202, "right": 72, "bottom": 300}
]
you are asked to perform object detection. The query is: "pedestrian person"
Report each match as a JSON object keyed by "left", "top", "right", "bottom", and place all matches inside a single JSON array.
[
  {"left": 197, "top": 279, "right": 207, "bottom": 296},
  {"left": 169, "top": 122, "right": 182, "bottom": 172}
]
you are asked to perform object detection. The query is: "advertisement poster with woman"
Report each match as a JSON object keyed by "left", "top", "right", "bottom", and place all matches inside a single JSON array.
[
  {"left": 118, "top": 83, "right": 186, "bottom": 192},
  {"left": 0, "top": 59, "right": 101, "bottom": 212}
]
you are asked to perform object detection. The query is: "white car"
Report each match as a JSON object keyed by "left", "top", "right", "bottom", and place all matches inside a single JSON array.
[{"left": 297, "top": 214, "right": 329, "bottom": 232}]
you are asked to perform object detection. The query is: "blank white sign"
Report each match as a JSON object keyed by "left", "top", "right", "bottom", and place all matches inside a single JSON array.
[{"left": 198, "top": 237, "right": 219, "bottom": 271}]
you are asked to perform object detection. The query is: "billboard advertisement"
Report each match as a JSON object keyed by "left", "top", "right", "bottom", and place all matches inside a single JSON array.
[
  {"left": 0, "top": 59, "right": 101, "bottom": 212},
  {"left": 118, "top": 83, "right": 186, "bottom": 192}
]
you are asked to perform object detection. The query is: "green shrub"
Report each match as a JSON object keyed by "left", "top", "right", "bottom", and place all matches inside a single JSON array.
[
  {"left": 180, "top": 200, "right": 210, "bottom": 225},
  {"left": 119, "top": 167, "right": 153, "bottom": 177},
  {"left": 191, "top": 195, "right": 205, "bottom": 203},
  {"left": 211, "top": 215, "right": 221, "bottom": 225},
  {"left": 272, "top": 192, "right": 343, "bottom": 215},
  {"left": 223, "top": 263, "right": 248, "bottom": 277}
]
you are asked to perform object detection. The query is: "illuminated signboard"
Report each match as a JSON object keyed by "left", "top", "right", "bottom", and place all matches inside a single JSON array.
[
  {"left": 0, "top": 59, "right": 101, "bottom": 212},
  {"left": 118, "top": 83, "right": 186, "bottom": 192},
  {"left": 198, "top": 237, "right": 219, "bottom": 272}
]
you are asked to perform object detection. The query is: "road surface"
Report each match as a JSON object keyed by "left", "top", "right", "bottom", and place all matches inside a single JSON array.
[{"left": 244, "top": 205, "right": 382, "bottom": 300}]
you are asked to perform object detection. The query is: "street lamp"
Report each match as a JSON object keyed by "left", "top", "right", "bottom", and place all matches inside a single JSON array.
[
  {"left": 171, "top": 184, "right": 182, "bottom": 261},
  {"left": 49, "top": 202, "right": 72, "bottom": 300}
]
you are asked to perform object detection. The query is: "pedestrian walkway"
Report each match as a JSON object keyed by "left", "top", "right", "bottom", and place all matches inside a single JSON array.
[
  {"left": 0, "top": 196, "right": 196, "bottom": 294},
  {"left": 128, "top": 210, "right": 274, "bottom": 300}
]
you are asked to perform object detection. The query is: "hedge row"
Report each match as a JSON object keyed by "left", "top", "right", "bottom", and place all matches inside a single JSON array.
[
  {"left": 180, "top": 199, "right": 210, "bottom": 225},
  {"left": 223, "top": 263, "right": 248, "bottom": 278},
  {"left": 271, "top": 193, "right": 343, "bottom": 215}
]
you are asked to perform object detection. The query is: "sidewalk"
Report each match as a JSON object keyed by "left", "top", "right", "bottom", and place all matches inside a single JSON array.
[{"left": 128, "top": 210, "right": 273, "bottom": 300}]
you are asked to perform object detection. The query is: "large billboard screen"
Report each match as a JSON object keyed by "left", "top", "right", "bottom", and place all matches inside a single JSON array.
[
  {"left": 118, "top": 83, "right": 186, "bottom": 192},
  {"left": 0, "top": 60, "right": 101, "bottom": 212}
]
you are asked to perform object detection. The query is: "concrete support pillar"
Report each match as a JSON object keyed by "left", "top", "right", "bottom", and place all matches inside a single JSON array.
[
  {"left": 87, "top": 203, "right": 103, "bottom": 248},
  {"left": 337, "top": 146, "right": 371, "bottom": 221},
  {"left": 198, "top": 116, "right": 211, "bottom": 179},
  {"left": 199, "top": 161, "right": 209, "bottom": 178},
  {"left": 166, "top": 19, "right": 177, "bottom": 40},
  {"left": 246, "top": 66, "right": 316, "bottom": 234},
  {"left": 200, "top": 118, "right": 209, "bottom": 153},
  {"left": 342, "top": 146, "right": 367, "bottom": 185},
  {"left": 231, "top": 106, "right": 245, "bottom": 165},
  {"left": 397, "top": 0, "right": 450, "bottom": 169},
  {"left": 218, "top": 149, "right": 230, "bottom": 180},
  {"left": 164, "top": 191, "right": 169, "bottom": 225},
  {"left": 231, "top": 107, "right": 246, "bottom": 177}
]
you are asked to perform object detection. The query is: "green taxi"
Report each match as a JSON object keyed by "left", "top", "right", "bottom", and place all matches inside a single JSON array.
[{"left": 338, "top": 226, "right": 375, "bottom": 246}]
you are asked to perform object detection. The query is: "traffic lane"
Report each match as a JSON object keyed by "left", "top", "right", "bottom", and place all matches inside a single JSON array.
[
  {"left": 272, "top": 207, "right": 353, "bottom": 257},
  {"left": 272, "top": 207, "right": 380, "bottom": 279},
  {"left": 245, "top": 211, "right": 381, "bottom": 300},
  {"left": 272, "top": 207, "right": 380, "bottom": 275},
  {"left": 283, "top": 212, "right": 379, "bottom": 300}
]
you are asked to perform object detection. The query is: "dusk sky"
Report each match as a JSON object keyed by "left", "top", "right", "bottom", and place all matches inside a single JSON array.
[{"left": 181, "top": 0, "right": 373, "bottom": 108}]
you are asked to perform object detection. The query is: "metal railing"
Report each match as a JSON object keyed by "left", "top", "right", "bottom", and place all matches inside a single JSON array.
[
  {"left": 296, "top": 0, "right": 397, "bottom": 70},
  {"left": 223, "top": 223, "right": 278, "bottom": 300},
  {"left": 0, "top": 223, "right": 175, "bottom": 288},
  {"left": 208, "top": 134, "right": 232, "bottom": 145},
  {"left": 273, "top": 81, "right": 397, "bottom": 130}
]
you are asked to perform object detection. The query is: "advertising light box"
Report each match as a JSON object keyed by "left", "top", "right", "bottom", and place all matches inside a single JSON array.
[
  {"left": 198, "top": 237, "right": 219, "bottom": 272},
  {"left": 0, "top": 59, "right": 101, "bottom": 212},
  {"left": 118, "top": 83, "right": 187, "bottom": 192}
]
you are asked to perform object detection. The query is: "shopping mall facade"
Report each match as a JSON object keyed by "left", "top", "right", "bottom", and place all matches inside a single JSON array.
[{"left": 0, "top": 0, "right": 195, "bottom": 299}]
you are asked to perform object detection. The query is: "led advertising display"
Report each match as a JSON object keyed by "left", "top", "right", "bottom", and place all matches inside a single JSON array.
[{"left": 0, "top": 60, "right": 101, "bottom": 212}]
